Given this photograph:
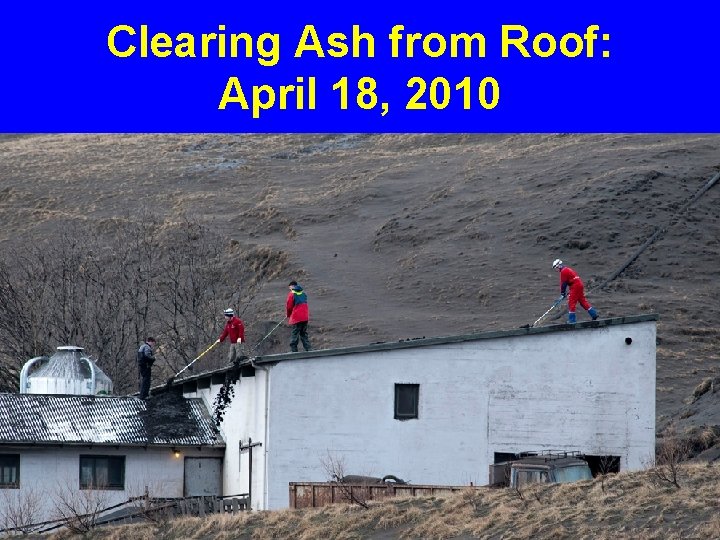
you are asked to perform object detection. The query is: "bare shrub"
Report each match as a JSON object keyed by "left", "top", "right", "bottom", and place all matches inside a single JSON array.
[
  {"left": 653, "top": 431, "right": 691, "bottom": 489},
  {"left": 0, "top": 215, "right": 275, "bottom": 395},
  {"left": 597, "top": 455, "right": 620, "bottom": 493},
  {"left": 320, "top": 451, "right": 369, "bottom": 509},
  {"left": 153, "top": 217, "right": 227, "bottom": 369},
  {"left": 51, "top": 481, "right": 111, "bottom": 534},
  {"left": 0, "top": 486, "right": 43, "bottom": 534}
]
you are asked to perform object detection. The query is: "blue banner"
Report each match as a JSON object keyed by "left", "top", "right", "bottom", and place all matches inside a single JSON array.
[{"left": 1, "top": 2, "right": 718, "bottom": 132}]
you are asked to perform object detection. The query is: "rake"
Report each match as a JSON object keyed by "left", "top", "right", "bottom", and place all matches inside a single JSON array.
[{"left": 531, "top": 295, "right": 565, "bottom": 327}]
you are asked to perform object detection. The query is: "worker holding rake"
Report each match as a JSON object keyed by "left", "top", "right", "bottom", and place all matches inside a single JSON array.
[
  {"left": 287, "top": 281, "right": 311, "bottom": 352},
  {"left": 217, "top": 308, "right": 246, "bottom": 363},
  {"left": 552, "top": 259, "right": 599, "bottom": 324}
]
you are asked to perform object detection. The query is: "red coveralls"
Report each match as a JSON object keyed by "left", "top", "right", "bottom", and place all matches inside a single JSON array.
[{"left": 560, "top": 266, "right": 591, "bottom": 313}]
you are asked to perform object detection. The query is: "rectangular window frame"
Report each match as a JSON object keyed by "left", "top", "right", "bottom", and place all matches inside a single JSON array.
[
  {"left": 0, "top": 454, "right": 20, "bottom": 489},
  {"left": 79, "top": 455, "right": 125, "bottom": 490},
  {"left": 394, "top": 383, "right": 420, "bottom": 420}
]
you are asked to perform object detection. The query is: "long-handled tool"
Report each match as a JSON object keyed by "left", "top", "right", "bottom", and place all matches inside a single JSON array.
[
  {"left": 247, "top": 318, "right": 286, "bottom": 357},
  {"left": 239, "top": 281, "right": 267, "bottom": 319},
  {"left": 530, "top": 295, "right": 565, "bottom": 327},
  {"left": 166, "top": 340, "right": 219, "bottom": 387}
]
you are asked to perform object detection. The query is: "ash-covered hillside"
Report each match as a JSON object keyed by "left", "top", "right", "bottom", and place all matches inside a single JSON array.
[{"left": 1, "top": 134, "right": 719, "bottom": 428}]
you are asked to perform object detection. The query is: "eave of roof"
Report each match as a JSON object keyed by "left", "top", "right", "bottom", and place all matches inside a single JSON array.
[{"left": 170, "top": 314, "right": 658, "bottom": 386}]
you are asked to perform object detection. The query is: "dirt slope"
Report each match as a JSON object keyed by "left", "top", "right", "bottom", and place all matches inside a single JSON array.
[
  {"left": 1, "top": 133, "right": 719, "bottom": 425},
  {"left": 45, "top": 463, "right": 720, "bottom": 540}
]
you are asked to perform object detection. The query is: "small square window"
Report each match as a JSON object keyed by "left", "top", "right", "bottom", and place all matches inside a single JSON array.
[
  {"left": 0, "top": 454, "right": 20, "bottom": 489},
  {"left": 394, "top": 384, "right": 419, "bottom": 420},
  {"left": 79, "top": 455, "right": 125, "bottom": 490}
]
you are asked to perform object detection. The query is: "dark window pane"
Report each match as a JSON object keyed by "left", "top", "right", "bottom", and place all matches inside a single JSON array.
[
  {"left": 79, "top": 455, "right": 125, "bottom": 490},
  {"left": 0, "top": 454, "right": 20, "bottom": 488},
  {"left": 394, "top": 384, "right": 419, "bottom": 419},
  {"left": 95, "top": 457, "right": 110, "bottom": 487},
  {"left": 80, "top": 460, "right": 94, "bottom": 487},
  {"left": 107, "top": 457, "right": 125, "bottom": 487}
]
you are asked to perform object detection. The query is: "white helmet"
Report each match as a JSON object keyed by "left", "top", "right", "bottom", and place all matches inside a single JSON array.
[
  {"left": 552, "top": 259, "right": 563, "bottom": 270},
  {"left": 223, "top": 308, "right": 234, "bottom": 316}
]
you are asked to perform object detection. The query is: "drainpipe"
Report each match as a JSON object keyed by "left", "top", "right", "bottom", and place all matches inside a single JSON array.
[{"left": 251, "top": 358, "right": 271, "bottom": 510}]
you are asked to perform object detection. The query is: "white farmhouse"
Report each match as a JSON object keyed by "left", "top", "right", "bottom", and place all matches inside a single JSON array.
[
  {"left": 0, "top": 347, "right": 224, "bottom": 528},
  {"left": 179, "top": 314, "right": 657, "bottom": 510}
]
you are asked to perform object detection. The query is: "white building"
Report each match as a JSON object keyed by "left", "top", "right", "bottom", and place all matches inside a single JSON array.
[
  {"left": 0, "top": 392, "right": 224, "bottom": 527},
  {"left": 179, "top": 314, "right": 657, "bottom": 510}
]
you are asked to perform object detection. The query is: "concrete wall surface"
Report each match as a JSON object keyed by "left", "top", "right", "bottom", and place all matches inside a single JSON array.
[
  {"left": 0, "top": 445, "right": 222, "bottom": 525},
  {"left": 189, "top": 370, "right": 268, "bottom": 509},
  {"left": 262, "top": 320, "right": 655, "bottom": 509}
]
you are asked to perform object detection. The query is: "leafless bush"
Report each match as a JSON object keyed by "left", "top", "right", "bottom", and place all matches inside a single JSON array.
[
  {"left": 320, "top": 451, "right": 370, "bottom": 509},
  {"left": 0, "top": 215, "right": 272, "bottom": 394},
  {"left": 597, "top": 455, "right": 620, "bottom": 493},
  {"left": 51, "top": 481, "right": 111, "bottom": 534},
  {"left": 653, "top": 430, "right": 691, "bottom": 489},
  {"left": 153, "top": 218, "right": 226, "bottom": 368},
  {"left": 0, "top": 486, "right": 43, "bottom": 534}
]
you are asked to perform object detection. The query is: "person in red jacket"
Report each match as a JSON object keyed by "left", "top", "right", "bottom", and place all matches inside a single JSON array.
[
  {"left": 552, "top": 259, "right": 599, "bottom": 324},
  {"left": 216, "top": 308, "right": 245, "bottom": 363},
  {"left": 286, "top": 280, "right": 311, "bottom": 352}
]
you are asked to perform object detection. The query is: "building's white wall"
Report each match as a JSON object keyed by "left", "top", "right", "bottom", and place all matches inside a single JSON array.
[
  {"left": 486, "top": 323, "right": 656, "bottom": 471},
  {"left": 1, "top": 446, "right": 222, "bottom": 524},
  {"left": 260, "top": 321, "right": 655, "bottom": 509},
  {"left": 189, "top": 370, "right": 268, "bottom": 509}
]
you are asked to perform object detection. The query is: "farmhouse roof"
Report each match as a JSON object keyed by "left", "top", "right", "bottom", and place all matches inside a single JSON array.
[{"left": 0, "top": 391, "right": 224, "bottom": 448}]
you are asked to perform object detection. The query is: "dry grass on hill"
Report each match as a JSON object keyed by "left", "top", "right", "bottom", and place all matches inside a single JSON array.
[{"left": 47, "top": 463, "right": 720, "bottom": 540}]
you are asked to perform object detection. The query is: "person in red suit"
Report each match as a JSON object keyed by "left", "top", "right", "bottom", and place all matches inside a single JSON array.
[
  {"left": 552, "top": 259, "right": 599, "bottom": 324},
  {"left": 286, "top": 280, "right": 311, "bottom": 352},
  {"left": 217, "top": 308, "right": 245, "bottom": 363}
]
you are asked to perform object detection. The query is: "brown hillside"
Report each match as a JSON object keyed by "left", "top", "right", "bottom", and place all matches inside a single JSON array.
[
  {"left": 46, "top": 463, "right": 720, "bottom": 540},
  {"left": 1, "top": 134, "right": 719, "bottom": 429}
]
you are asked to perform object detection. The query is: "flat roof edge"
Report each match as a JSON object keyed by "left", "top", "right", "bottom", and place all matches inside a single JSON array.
[
  {"left": 170, "top": 314, "right": 658, "bottom": 384},
  {"left": 251, "top": 314, "right": 658, "bottom": 365}
]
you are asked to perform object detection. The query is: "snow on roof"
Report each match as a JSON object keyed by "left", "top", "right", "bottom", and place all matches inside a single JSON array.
[{"left": 0, "top": 391, "right": 224, "bottom": 447}]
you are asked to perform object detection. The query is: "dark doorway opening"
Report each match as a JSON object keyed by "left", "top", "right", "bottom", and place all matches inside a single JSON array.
[{"left": 583, "top": 455, "right": 621, "bottom": 477}]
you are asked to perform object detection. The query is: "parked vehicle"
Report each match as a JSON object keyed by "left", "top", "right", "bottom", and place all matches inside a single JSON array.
[{"left": 490, "top": 451, "right": 593, "bottom": 488}]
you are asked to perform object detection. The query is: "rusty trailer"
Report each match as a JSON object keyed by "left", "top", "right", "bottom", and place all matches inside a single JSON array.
[{"left": 289, "top": 482, "right": 475, "bottom": 509}]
